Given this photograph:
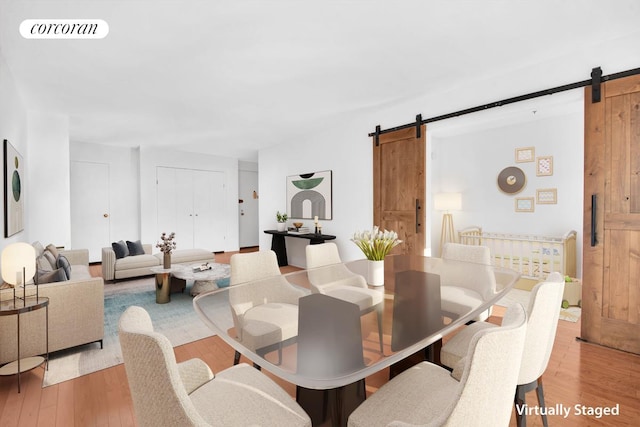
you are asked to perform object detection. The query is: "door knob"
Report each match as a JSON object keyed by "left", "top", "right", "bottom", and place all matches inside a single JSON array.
[{"left": 103, "top": 213, "right": 109, "bottom": 218}]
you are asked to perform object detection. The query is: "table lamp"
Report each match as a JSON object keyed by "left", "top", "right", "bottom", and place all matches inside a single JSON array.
[
  {"left": 1, "top": 242, "right": 37, "bottom": 302},
  {"left": 434, "top": 193, "right": 462, "bottom": 255}
]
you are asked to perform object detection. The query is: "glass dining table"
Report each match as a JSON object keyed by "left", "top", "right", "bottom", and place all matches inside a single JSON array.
[{"left": 193, "top": 254, "right": 520, "bottom": 427}]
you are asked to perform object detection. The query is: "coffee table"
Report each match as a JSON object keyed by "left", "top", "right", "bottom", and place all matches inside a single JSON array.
[{"left": 170, "top": 263, "right": 231, "bottom": 296}]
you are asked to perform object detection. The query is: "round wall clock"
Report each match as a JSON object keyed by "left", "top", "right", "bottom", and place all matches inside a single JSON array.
[{"left": 497, "top": 166, "right": 526, "bottom": 194}]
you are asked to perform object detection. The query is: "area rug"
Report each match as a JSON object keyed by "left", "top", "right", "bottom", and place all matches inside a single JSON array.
[
  {"left": 43, "top": 272, "right": 231, "bottom": 387},
  {"left": 495, "top": 288, "right": 581, "bottom": 323}
]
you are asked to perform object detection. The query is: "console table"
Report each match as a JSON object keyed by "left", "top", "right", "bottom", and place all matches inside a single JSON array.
[{"left": 263, "top": 230, "right": 336, "bottom": 266}]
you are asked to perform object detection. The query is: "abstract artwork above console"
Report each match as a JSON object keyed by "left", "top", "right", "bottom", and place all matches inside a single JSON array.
[{"left": 286, "top": 170, "right": 333, "bottom": 220}]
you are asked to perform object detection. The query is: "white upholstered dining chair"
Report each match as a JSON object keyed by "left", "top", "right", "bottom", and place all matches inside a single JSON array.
[
  {"left": 305, "top": 243, "right": 384, "bottom": 353},
  {"left": 347, "top": 302, "right": 528, "bottom": 427},
  {"left": 440, "top": 272, "right": 565, "bottom": 427},
  {"left": 440, "top": 242, "right": 496, "bottom": 322},
  {"left": 229, "top": 250, "right": 306, "bottom": 365},
  {"left": 118, "top": 305, "right": 311, "bottom": 427}
]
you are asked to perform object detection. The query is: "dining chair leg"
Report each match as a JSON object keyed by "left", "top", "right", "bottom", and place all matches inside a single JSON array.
[
  {"left": 376, "top": 304, "right": 384, "bottom": 354},
  {"left": 535, "top": 377, "right": 549, "bottom": 427},
  {"left": 514, "top": 384, "right": 527, "bottom": 427}
]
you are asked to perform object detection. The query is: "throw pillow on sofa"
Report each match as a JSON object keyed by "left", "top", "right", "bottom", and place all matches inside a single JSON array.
[
  {"left": 39, "top": 268, "right": 68, "bottom": 283},
  {"left": 112, "top": 240, "right": 129, "bottom": 259},
  {"left": 56, "top": 255, "right": 72, "bottom": 279},
  {"left": 126, "top": 240, "right": 145, "bottom": 256}
]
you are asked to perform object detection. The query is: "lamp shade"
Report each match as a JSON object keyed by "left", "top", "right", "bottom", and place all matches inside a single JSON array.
[
  {"left": 434, "top": 193, "right": 462, "bottom": 211},
  {"left": 1, "top": 242, "right": 36, "bottom": 286}
]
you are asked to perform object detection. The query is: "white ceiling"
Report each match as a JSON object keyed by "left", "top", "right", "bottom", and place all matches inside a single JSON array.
[{"left": 1, "top": 1, "right": 640, "bottom": 161}]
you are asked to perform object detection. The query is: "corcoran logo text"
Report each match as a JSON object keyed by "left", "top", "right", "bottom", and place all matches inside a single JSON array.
[{"left": 20, "top": 19, "right": 109, "bottom": 39}]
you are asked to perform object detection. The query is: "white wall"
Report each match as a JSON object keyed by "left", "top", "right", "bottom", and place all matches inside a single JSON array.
[
  {"left": 26, "top": 110, "right": 71, "bottom": 247},
  {"left": 429, "top": 110, "right": 584, "bottom": 276},
  {"left": 139, "top": 147, "right": 239, "bottom": 253},
  {"left": 0, "top": 52, "right": 28, "bottom": 254},
  {"left": 259, "top": 112, "right": 373, "bottom": 268},
  {"left": 70, "top": 141, "right": 141, "bottom": 242}
]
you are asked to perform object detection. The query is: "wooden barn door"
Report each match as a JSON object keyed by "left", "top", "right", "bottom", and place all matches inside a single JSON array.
[
  {"left": 373, "top": 126, "right": 426, "bottom": 256},
  {"left": 583, "top": 74, "right": 640, "bottom": 354}
]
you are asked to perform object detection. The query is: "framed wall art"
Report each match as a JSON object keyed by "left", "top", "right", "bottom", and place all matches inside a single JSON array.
[
  {"left": 537, "top": 188, "right": 558, "bottom": 204},
  {"left": 286, "top": 170, "right": 333, "bottom": 220},
  {"left": 515, "top": 146, "right": 535, "bottom": 163},
  {"left": 515, "top": 197, "right": 535, "bottom": 212},
  {"left": 4, "top": 139, "right": 25, "bottom": 237},
  {"left": 536, "top": 156, "right": 553, "bottom": 176}
]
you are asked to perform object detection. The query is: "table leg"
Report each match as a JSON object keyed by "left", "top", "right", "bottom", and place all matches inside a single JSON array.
[
  {"left": 296, "top": 380, "right": 365, "bottom": 427},
  {"left": 155, "top": 273, "right": 171, "bottom": 304},
  {"left": 270, "top": 234, "right": 288, "bottom": 266}
]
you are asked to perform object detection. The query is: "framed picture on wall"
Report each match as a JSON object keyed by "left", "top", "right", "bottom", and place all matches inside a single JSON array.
[
  {"left": 286, "top": 170, "right": 333, "bottom": 220},
  {"left": 515, "top": 146, "right": 535, "bottom": 163},
  {"left": 515, "top": 197, "right": 535, "bottom": 212},
  {"left": 536, "top": 156, "right": 553, "bottom": 176},
  {"left": 4, "top": 139, "right": 25, "bottom": 237},
  {"left": 537, "top": 188, "right": 558, "bottom": 204}
]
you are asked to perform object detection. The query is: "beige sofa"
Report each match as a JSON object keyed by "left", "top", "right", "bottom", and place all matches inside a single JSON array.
[
  {"left": 0, "top": 246, "right": 104, "bottom": 365},
  {"left": 101, "top": 244, "right": 215, "bottom": 281}
]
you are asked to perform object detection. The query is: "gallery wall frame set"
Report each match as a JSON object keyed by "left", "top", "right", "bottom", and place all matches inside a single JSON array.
[
  {"left": 3, "top": 139, "right": 25, "bottom": 237},
  {"left": 515, "top": 197, "right": 535, "bottom": 212},
  {"left": 515, "top": 146, "right": 535, "bottom": 163}
]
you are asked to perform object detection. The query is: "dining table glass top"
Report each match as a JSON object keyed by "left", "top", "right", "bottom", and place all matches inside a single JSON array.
[{"left": 193, "top": 254, "right": 520, "bottom": 390}]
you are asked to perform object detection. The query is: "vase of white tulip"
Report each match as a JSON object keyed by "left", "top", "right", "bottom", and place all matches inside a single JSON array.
[{"left": 351, "top": 226, "right": 402, "bottom": 286}]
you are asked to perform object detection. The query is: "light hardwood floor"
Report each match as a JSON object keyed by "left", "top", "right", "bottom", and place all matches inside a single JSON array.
[{"left": 1, "top": 250, "right": 638, "bottom": 426}]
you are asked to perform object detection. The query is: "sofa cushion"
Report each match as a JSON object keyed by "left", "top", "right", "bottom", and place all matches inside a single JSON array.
[
  {"left": 39, "top": 268, "right": 68, "bottom": 284},
  {"left": 126, "top": 240, "right": 145, "bottom": 256},
  {"left": 154, "top": 248, "right": 214, "bottom": 264},
  {"left": 57, "top": 255, "right": 72, "bottom": 279},
  {"left": 112, "top": 240, "right": 129, "bottom": 259},
  {"left": 115, "top": 254, "right": 159, "bottom": 270},
  {"left": 70, "top": 264, "right": 93, "bottom": 280}
]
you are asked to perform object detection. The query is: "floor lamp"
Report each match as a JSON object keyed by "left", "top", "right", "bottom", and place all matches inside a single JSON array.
[{"left": 434, "top": 193, "right": 462, "bottom": 256}]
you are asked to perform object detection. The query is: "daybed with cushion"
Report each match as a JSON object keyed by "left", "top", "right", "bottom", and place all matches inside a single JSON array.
[
  {"left": 101, "top": 240, "right": 215, "bottom": 281},
  {"left": 0, "top": 241, "right": 104, "bottom": 365}
]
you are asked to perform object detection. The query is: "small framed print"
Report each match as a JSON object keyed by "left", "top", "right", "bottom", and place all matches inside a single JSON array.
[
  {"left": 515, "top": 197, "right": 535, "bottom": 212},
  {"left": 515, "top": 147, "right": 535, "bottom": 163},
  {"left": 537, "top": 188, "right": 557, "bottom": 204},
  {"left": 536, "top": 156, "right": 553, "bottom": 176}
]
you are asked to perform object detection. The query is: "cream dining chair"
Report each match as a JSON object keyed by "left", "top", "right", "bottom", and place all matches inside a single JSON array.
[
  {"left": 440, "top": 272, "right": 565, "bottom": 427},
  {"left": 348, "top": 302, "right": 528, "bottom": 427},
  {"left": 229, "top": 250, "right": 307, "bottom": 366},
  {"left": 440, "top": 242, "right": 496, "bottom": 322},
  {"left": 118, "top": 305, "right": 311, "bottom": 427},
  {"left": 305, "top": 242, "right": 384, "bottom": 353}
]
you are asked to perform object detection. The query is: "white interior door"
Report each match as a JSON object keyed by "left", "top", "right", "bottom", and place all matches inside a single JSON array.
[
  {"left": 193, "top": 170, "right": 225, "bottom": 251},
  {"left": 239, "top": 170, "right": 259, "bottom": 247},
  {"left": 70, "top": 161, "right": 110, "bottom": 262}
]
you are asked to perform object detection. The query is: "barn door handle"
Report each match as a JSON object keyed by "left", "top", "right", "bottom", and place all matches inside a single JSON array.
[
  {"left": 591, "top": 194, "right": 597, "bottom": 247},
  {"left": 415, "top": 199, "right": 421, "bottom": 233}
]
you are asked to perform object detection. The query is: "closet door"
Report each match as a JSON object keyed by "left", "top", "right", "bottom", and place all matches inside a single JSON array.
[{"left": 583, "top": 74, "right": 640, "bottom": 354}]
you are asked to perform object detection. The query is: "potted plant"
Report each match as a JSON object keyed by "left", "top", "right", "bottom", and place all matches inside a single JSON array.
[
  {"left": 276, "top": 211, "right": 288, "bottom": 232},
  {"left": 351, "top": 226, "right": 402, "bottom": 286}
]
